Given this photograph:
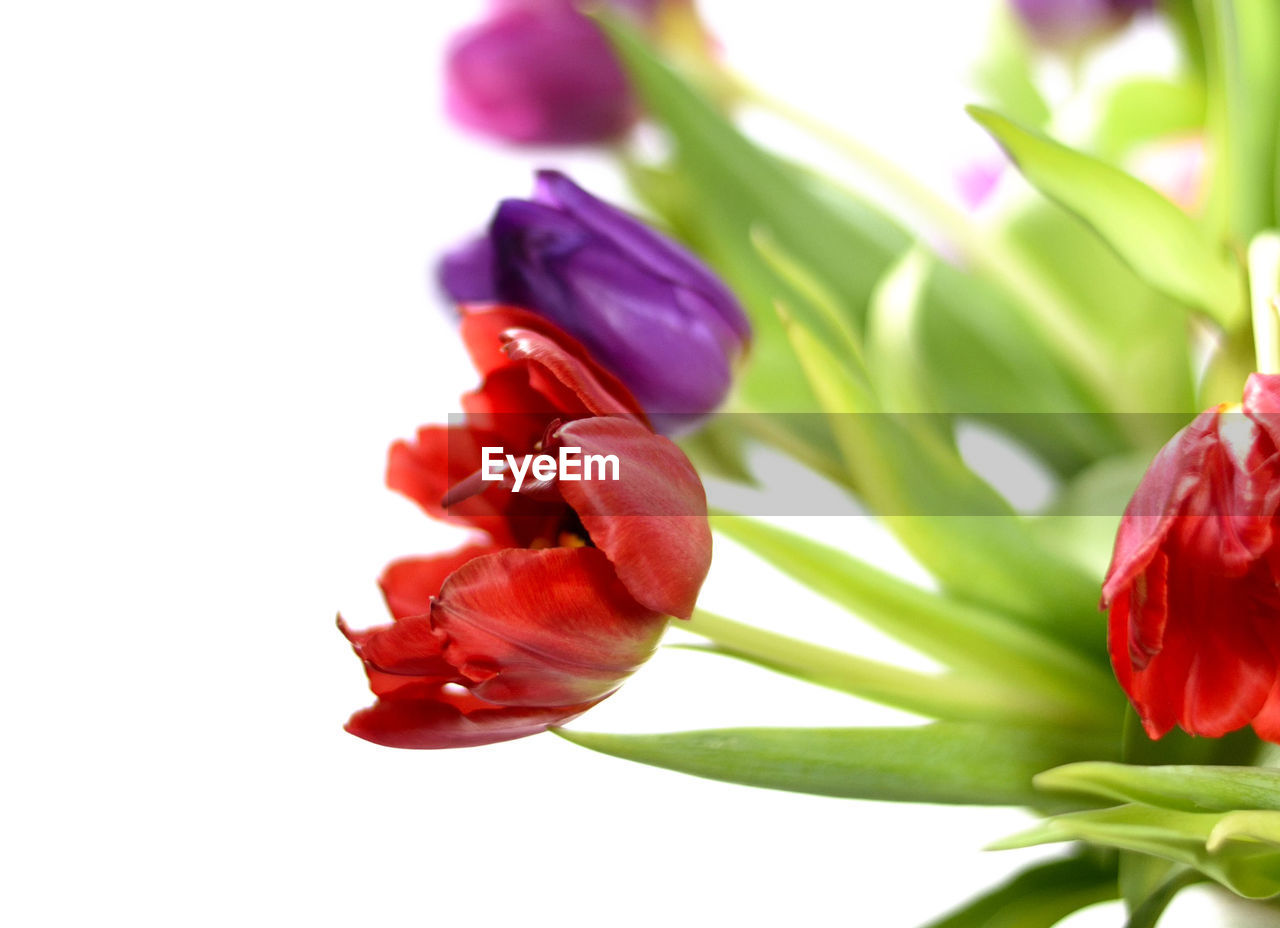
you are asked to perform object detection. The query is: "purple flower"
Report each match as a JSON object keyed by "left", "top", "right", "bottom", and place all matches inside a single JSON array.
[
  {"left": 444, "top": 0, "right": 654, "bottom": 146},
  {"left": 439, "top": 171, "right": 751, "bottom": 432},
  {"left": 1009, "top": 0, "right": 1155, "bottom": 48}
]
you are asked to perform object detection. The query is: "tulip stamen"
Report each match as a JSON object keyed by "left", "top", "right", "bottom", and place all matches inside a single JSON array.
[{"left": 440, "top": 464, "right": 503, "bottom": 508}]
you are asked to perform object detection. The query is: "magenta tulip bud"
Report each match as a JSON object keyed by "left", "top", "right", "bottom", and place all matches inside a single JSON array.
[
  {"left": 1010, "top": 0, "right": 1155, "bottom": 49},
  {"left": 444, "top": 0, "right": 650, "bottom": 146}
]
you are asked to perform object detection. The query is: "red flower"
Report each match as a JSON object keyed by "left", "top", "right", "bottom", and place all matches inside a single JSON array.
[
  {"left": 340, "top": 306, "right": 712, "bottom": 748},
  {"left": 1102, "top": 373, "right": 1280, "bottom": 742}
]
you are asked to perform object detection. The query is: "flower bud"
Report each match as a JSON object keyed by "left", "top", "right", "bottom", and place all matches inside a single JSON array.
[
  {"left": 1009, "top": 0, "right": 1155, "bottom": 50},
  {"left": 444, "top": 0, "right": 650, "bottom": 145},
  {"left": 439, "top": 171, "right": 751, "bottom": 432}
]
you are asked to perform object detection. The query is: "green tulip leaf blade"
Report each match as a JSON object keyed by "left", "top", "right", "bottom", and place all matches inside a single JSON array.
[
  {"left": 680, "top": 609, "right": 1103, "bottom": 729},
  {"left": 991, "top": 804, "right": 1280, "bottom": 900},
  {"left": 1091, "top": 77, "right": 1205, "bottom": 163},
  {"left": 970, "top": 0, "right": 1051, "bottom": 129},
  {"left": 968, "top": 105, "right": 1243, "bottom": 327},
  {"left": 1035, "top": 762, "right": 1280, "bottom": 813},
  {"left": 555, "top": 722, "right": 1114, "bottom": 808},
  {"left": 778, "top": 294, "right": 1105, "bottom": 642},
  {"left": 1199, "top": 0, "right": 1280, "bottom": 240},
  {"left": 597, "top": 12, "right": 907, "bottom": 332},
  {"left": 1124, "top": 868, "right": 1203, "bottom": 928},
  {"left": 708, "top": 512, "right": 1116, "bottom": 703},
  {"left": 1209, "top": 810, "right": 1280, "bottom": 850}
]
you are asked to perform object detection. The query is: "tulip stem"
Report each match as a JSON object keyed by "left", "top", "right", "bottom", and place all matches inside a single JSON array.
[
  {"left": 680, "top": 609, "right": 1115, "bottom": 731},
  {"left": 736, "top": 79, "right": 1121, "bottom": 415},
  {"left": 1248, "top": 232, "right": 1280, "bottom": 375}
]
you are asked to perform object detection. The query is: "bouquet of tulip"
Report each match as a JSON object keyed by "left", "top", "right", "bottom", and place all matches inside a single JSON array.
[{"left": 339, "top": 1, "right": 1280, "bottom": 923}]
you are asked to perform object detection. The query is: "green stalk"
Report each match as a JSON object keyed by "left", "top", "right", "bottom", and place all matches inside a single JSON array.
[
  {"left": 682, "top": 609, "right": 1114, "bottom": 730},
  {"left": 710, "top": 513, "right": 1118, "bottom": 703},
  {"left": 1248, "top": 231, "right": 1280, "bottom": 374}
]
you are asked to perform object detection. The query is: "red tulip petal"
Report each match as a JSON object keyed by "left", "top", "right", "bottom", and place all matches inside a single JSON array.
[
  {"left": 338, "top": 616, "right": 459, "bottom": 699},
  {"left": 1245, "top": 372, "right": 1280, "bottom": 416},
  {"left": 1121, "top": 557, "right": 1277, "bottom": 739},
  {"left": 1176, "top": 569, "right": 1275, "bottom": 737},
  {"left": 1169, "top": 431, "right": 1273, "bottom": 574},
  {"left": 386, "top": 423, "right": 569, "bottom": 548},
  {"left": 386, "top": 425, "right": 457, "bottom": 518},
  {"left": 431, "top": 546, "right": 667, "bottom": 707},
  {"left": 1106, "top": 592, "right": 1138, "bottom": 721},
  {"left": 460, "top": 304, "right": 547, "bottom": 378},
  {"left": 460, "top": 304, "right": 645, "bottom": 420},
  {"left": 1102, "top": 410, "right": 1221, "bottom": 607},
  {"left": 1252, "top": 675, "right": 1280, "bottom": 743},
  {"left": 1125, "top": 550, "right": 1169, "bottom": 670},
  {"left": 1245, "top": 374, "right": 1280, "bottom": 482},
  {"left": 380, "top": 544, "right": 500, "bottom": 619},
  {"left": 461, "top": 365, "right": 556, "bottom": 448},
  {"left": 553, "top": 417, "right": 711, "bottom": 618},
  {"left": 345, "top": 680, "right": 599, "bottom": 749},
  {"left": 1108, "top": 552, "right": 1177, "bottom": 739},
  {"left": 356, "top": 614, "right": 459, "bottom": 678},
  {"left": 387, "top": 424, "right": 524, "bottom": 546},
  {"left": 503, "top": 328, "right": 646, "bottom": 420},
  {"left": 1126, "top": 608, "right": 1190, "bottom": 740}
]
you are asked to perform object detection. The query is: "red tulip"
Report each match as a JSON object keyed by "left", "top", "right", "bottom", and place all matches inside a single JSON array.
[
  {"left": 1102, "top": 373, "right": 1280, "bottom": 742},
  {"left": 340, "top": 306, "right": 712, "bottom": 748}
]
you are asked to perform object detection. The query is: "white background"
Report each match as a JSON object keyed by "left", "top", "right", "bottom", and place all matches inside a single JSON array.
[{"left": 1, "top": 1, "right": 1265, "bottom": 925}]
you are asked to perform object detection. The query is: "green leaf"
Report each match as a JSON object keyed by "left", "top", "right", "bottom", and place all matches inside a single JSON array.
[
  {"left": 1255, "top": 743, "right": 1280, "bottom": 767},
  {"left": 1124, "top": 868, "right": 1203, "bottom": 928},
  {"left": 993, "top": 198, "right": 1197, "bottom": 425},
  {"left": 1091, "top": 78, "right": 1206, "bottom": 163},
  {"left": 750, "top": 226, "right": 865, "bottom": 370},
  {"left": 991, "top": 804, "right": 1280, "bottom": 899},
  {"left": 1120, "top": 851, "right": 1182, "bottom": 921},
  {"left": 555, "top": 722, "right": 1115, "bottom": 807},
  {"left": 1209, "top": 810, "right": 1280, "bottom": 850},
  {"left": 866, "top": 245, "right": 1131, "bottom": 474},
  {"left": 969, "top": 105, "right": 1245, "bottom": 327},
  {"left": 970, "top": 0, "right": 1050, "bottom": 128},
  {"left": 1198, "top": 0, "right": 1280, "bottom": 242},
  {"left": 1030, "top": 451, "right": 1160, "bottom": 579},
  {"left": 709, "top": 513, "right": 1117, "bottom": 706},
  {"left": 920, "top": 853, "right": 1118, "bottom": 928},
  {"left": 623, "top": 160, "right": 848, "bottom": 482},
  {"left": 1249, "top": 231, "right": 1280, "bottom": 374},
  {"left": 779, "top": 306, "right": 1107, "bottom": 648},
  {"left": 677, "top": 417, "right": 756, "bottom": 485},
  {"left": 599, "top": 13, "right": 908, "bottom": 331},
  {"left": 990, "top": 805, "right": 1216, "bottom": 853},
  {"left": 1035, "top": 763, "right": 1280, "bottom": 813},
  {"left": 1164, "top": 0, "right": 1206, "bottom": 81},
  {"left": 864, "top": 246, "right": 938, "bottom": 415},
  {"left": 620, "top": 159, "right": 819, "bottom": 416}
]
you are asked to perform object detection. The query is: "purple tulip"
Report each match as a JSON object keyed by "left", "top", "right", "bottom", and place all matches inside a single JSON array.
[
  {"left": 1009, "top": 0, "right": 1155, "bottom": 48},
  {"left": 439, "top": 171, "right": 751, "bottom": 432},
  {"left": 444, "top": 1, "right": 650, "bottom": 146}
]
